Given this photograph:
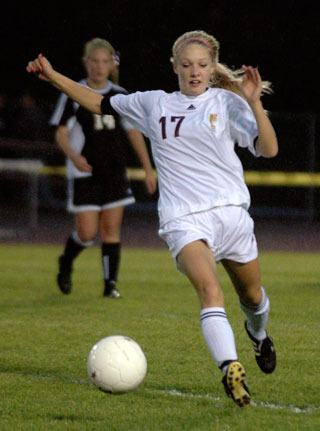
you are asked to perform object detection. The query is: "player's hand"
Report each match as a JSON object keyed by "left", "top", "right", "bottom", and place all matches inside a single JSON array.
[
  {"left": 71, "top": 155, "right": 92, "bottom": 173},
  {"left": 240, "top": 65, "right": 263, "bottom": 105},
  {"left": 144, "top": 169, "right": 157, "bottom": 195},
  {"left": 26, "top": 54, "right": 55, "bottom": 82}
]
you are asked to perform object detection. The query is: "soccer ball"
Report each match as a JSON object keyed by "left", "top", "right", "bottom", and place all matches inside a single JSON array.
[{"left": 87, "top": 335, "right": 147, "bottom": 393}]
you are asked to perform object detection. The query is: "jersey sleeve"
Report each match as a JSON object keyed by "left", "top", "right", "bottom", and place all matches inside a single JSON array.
[
  {"left": 49, "top": 93, "right": 77, "bottom": 128},
  {"left": 119, "top": 117, "right": 135, "bottom": 132},
  {"left": 226, "top": 92, "right": 259, "bottom": 156},
  {"left": 101, "top": 91, "right": 162, "bottom": 137}
]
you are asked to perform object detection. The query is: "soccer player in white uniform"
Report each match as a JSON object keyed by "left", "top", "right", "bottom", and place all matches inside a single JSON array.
[
  {"left": 48, "top": 38, "right": 156, "bottom": 298},
  {"left": 27, "top": 29, "right": 278, "bottom": 407}
]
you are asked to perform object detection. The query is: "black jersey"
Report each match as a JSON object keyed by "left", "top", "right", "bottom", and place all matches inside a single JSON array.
[{"left": 50, "top": 80, "right": 133, "bottom": 177}]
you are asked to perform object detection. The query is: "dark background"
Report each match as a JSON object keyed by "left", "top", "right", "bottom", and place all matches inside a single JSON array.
[
  {"left": 1, "top": 0, "right": 319, "bottom": 113},
  {"left": 1, "top": 0, "right": 320, "bottom": 223}
]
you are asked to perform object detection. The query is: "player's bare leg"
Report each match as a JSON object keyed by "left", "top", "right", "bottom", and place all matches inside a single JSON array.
[
  {"left": 177, "top": 240, "right": 250, "bottom": 406},
  {"left": 222, "top": 258, "right": 276, "bottom": 373},
  {"left": 177, "top": 240, "right": 223, "bottom": 308}
]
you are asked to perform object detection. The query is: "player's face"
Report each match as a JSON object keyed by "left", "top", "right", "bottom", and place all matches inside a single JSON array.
[
  {"left": 174, "top": 44, "right": 215, "bottom": 96},
  {"left": 84, "top": 48, "right": 115, "bottom": 87}
]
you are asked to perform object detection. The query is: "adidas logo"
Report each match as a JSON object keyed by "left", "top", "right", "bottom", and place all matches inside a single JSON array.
[{"left": 187, "top": 104, "right": 196, "bottom": 110}]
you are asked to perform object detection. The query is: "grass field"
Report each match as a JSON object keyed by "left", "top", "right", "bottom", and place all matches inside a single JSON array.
[{"left": 1, "top": 243, "right": 320, "bottom": 430}]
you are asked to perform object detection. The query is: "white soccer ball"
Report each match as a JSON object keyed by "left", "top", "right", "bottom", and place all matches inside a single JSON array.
[{"left": 87, "top": 335, "right": 147, "bottom": 393}]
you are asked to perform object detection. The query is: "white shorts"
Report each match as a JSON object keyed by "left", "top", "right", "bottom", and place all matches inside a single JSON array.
[{"left": 159, "top": 205, "right": 258, "bottom": 263}]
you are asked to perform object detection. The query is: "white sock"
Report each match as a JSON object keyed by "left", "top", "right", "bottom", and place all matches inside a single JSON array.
[
  {"left": 200, "top": 307, "right": 237, "bottom": 370},
  {"left": 240, "top": 287, "right": 270, "bottom": 341}
]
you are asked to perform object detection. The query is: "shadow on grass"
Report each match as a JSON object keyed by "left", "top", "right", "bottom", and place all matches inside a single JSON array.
[
  {"left": 50, "top": 414, "right": 100, "bottom": 422},
  {"left": 0, "top": 360, "right": 88, "bottom": 386}
]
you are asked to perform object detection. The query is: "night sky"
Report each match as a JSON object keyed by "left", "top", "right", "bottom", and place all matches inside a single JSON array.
[{"left": 1, "top": 0, "right": 319, "bottom": 113}]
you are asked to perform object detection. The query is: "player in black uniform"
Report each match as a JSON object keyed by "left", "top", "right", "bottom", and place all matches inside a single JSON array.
[{"left": 50, "top": 38, "right": 156, "bottom": 298}]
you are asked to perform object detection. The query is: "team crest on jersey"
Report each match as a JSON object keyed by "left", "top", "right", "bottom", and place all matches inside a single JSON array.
[{"left": 209, "top": 113, "right": 218, "bottom": 129}]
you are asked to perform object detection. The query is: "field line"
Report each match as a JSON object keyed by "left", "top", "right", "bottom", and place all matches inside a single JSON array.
[
  {"left": 148, "top": 388, "right": 320, "bottom": 414},
  {"left": 5, "top": 369, "right": 319, "bottom": 414}
]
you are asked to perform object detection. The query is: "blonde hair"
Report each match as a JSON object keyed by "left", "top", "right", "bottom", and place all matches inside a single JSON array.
[
  {"left": 171, "top": 30, "right": 272, "bottom": 96},
  {"left": 83, "top": 38, "right": 119, "bottom": 84}
]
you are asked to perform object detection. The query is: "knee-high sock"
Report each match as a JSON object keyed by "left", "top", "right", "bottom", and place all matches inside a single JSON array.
[
  {"left": 102, "top": 242, "right": 121, "bottom": 289},
  {"left": 240, "top": 287, "right": 270, "bottom": 340},
  {"left": 200, "top": 307, "right": 238, "bottom": 371},
  {"left": 62, "top": 231, "right": 93, "bottom": 266}
]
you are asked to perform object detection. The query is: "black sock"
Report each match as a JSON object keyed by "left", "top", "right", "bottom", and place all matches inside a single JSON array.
[
  {"left": 102, "top": 242, "right": 121, "bottom": 292},
  {"left": 62, "top": 234, "right": 85, "bottom": 267}
]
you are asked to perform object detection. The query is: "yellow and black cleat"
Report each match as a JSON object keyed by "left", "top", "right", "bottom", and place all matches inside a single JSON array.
[{"left": 222, "top": 361, "right": 251, "bottom": 407}]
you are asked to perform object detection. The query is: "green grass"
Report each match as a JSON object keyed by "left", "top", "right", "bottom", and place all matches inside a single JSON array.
[{"left": 0, "top": 244, "right": 320, "bottom": 430}]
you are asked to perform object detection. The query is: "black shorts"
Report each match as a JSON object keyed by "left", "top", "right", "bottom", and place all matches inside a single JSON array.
[{"left": 67, "top": 172, "right": 135, "bottom": 213}]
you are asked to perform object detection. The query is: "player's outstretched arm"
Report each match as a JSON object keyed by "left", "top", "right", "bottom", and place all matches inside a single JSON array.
[
  {"left": 26, "top": 54, "right": 103, "bottom": 115},
  {"left": 241, "top": 66, "right": 278, "bottom": 158}
]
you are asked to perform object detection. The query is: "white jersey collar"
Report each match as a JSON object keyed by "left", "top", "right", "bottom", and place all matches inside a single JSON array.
[
  {"left": 79, "top": 78, "right": 112, "bottom": 94},
  {"left": 175, "top": 87, "right": 214, "bottom": 103}
]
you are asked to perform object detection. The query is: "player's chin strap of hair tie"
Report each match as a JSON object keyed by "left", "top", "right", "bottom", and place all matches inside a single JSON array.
[
  {"left": 113, "top": 51, "right": 120, "bottom": 66},
  {"left": 172, "top": 37, "right": 212, "bottom": 63},
  {"left": 175, "top": 37, "right": 211, "bottom": 54}
]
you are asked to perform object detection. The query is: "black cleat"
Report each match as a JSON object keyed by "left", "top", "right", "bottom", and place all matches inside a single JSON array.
[
  {"left": 245, "top": 321, "right": 276, "bottom": 374},
  {"left": 103, "top": 281, "right": 121, "bottom": 298},
  {"left": 222, "top": 361, "right": 251, "bottom": 407},
  {"left": 104, "top": 288, "right": 121, "bottom": 299},
  {"left": 57, "top": 255, "right": 72, "bottom": 294}
]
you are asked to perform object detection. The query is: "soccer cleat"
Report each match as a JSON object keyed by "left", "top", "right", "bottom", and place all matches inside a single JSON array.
[
  {"left": 245, "top": 321, "right": 276, "bottom": 374},
  {"left": 105, "top": 288, "right": 121, "bottom": 299},
  {"left": 57, "top": 255, "right": 72, "bottom": 294},
  {"left": 103, "top": 282, "right": 121, "bottom": 299},
  {"left": 222, "top": 361, "right": 251, "bottom": 407}
]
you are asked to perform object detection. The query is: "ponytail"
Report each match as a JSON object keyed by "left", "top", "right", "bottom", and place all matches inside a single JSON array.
[{"left": 213, "top": 63, "right": 272, "bottom": 96}]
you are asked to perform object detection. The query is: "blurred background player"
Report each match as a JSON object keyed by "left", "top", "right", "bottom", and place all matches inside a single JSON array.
[
  {"left": 27, "top": 29, "right": 277, "bottom": 406},
  {"left": 49, "top": 38, "right": 156, "bottom": 298}
]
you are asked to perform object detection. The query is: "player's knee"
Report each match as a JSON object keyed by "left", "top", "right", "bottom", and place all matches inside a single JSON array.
[
  {"left": 196, "top": 281, "right": 223, "bottom": 307},
  {"left": 100, "top": 228, "right": 121, "bottom": 243},
  {"left": 77, "top": 229, "right": 96, "bottom": 244},
  {"left": 240, "top": 285, "right": 263, "bottom": 307}
]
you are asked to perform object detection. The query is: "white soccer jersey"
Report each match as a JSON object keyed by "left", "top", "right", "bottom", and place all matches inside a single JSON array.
[
  {"left": 107, "top": 87, "right": 259, "bottom": 227},
  {"left": 50, "top": 80, "right": 134, "bottom": 179}
]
